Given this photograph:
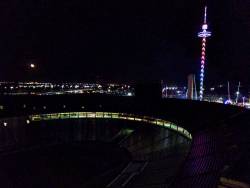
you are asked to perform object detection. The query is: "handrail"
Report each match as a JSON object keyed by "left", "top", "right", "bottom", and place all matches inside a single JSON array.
[{"left": 29, "top": 112, "right": 192, "bottom": 140}]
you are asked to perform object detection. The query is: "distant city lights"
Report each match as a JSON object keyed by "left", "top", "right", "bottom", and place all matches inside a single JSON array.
[
  {"left": 0, "top": 82, "right": 134, "bottom": 97},
  {"left": 162, "top": 82, "right": 250, "bottom": 109}
]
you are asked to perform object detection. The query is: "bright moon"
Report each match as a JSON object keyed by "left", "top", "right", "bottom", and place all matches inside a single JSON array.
[{"left": 30, "top": 63, "right": 35, "bottom": 68}]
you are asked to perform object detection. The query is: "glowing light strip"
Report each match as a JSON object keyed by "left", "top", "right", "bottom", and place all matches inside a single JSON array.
[
  {"left": 29, "top": 112, "right": 192, "bottom": 140},
  {"left": 199, "top": 37, "right": 206, "bottom": 100}
]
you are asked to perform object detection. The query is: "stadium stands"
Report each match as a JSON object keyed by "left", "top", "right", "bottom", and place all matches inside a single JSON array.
[{"left": 0, "top": 95, "right": 249, "bottom": 187}]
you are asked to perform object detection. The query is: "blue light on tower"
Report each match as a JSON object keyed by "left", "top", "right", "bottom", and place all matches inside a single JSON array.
[{"left": 197, "top": 6, "right": 212, "bottom": 101}]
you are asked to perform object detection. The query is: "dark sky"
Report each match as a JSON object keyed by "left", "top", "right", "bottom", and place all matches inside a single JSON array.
[{"left": 0, "top": 0, "right": 249, "bottom": 85}]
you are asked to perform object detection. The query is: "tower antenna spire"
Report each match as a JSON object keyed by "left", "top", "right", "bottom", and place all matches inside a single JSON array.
[{"left": 204, "top": 6, "right": 207, "bottom": 24}]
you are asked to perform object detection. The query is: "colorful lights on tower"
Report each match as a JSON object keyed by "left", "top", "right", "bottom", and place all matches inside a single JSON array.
[{"left": 197, "top": 6, "right": 211, "bottom": 101}]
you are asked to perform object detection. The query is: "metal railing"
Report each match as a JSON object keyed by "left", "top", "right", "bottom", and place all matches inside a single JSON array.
[{"left": 29, "top": 112, "right": 192, "bottom": 140}]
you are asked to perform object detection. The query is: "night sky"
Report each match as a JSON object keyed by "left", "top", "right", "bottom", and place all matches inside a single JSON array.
[{"left": 0, "top": 0, "right": 249, "bottom": 85}]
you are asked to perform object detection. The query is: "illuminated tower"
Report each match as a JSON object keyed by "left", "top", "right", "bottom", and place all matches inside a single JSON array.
[{"left": 198, "top": 6, "right": 211, "bottom": 100}]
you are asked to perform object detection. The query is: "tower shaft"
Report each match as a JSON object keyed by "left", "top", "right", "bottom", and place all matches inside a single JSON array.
[{"left": 199, "top": 37, "right": 206, "bottom": 100}]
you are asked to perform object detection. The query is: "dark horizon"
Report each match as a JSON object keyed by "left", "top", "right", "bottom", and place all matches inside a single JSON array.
[{"left": 0, "top": 0, "right": 249, "bottom": 86}]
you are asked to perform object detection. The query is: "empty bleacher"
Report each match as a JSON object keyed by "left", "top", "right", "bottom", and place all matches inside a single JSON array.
[{"left": 172, "top": 110, "right": 250, "bottom": 187}]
